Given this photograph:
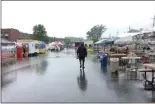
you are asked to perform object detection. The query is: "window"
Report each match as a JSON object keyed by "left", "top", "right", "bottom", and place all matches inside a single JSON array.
[{"left": 4, "top": 33, "right": 8, "bottom": 36}]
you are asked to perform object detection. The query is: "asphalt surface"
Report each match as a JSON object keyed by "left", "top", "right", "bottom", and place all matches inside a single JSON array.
[{"left": 2, "top": 49, "right": 155, "bottom": 103}]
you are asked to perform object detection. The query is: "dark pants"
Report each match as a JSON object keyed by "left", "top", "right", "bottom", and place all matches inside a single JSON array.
[{"left": 79, "top": 56, "right": 85, "bottom": 67}]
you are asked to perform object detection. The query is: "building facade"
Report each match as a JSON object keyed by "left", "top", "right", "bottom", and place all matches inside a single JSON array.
[
  {"left": 1, "top": 28, "right": 20, "bottom": 41},
  {"left": 1, "top": 28, "right": 33, "bottom": 41},
  {"left": 19, "top": 32, "right": 32, "bottom": 39}
]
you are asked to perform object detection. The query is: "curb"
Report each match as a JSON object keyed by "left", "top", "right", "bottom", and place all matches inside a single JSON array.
[{"left": 2, "top": 63, "right": 37, "bottom": 75}]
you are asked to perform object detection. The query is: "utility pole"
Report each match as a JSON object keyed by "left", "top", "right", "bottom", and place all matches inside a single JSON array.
[
  {"left": 151, "top": 11, "right": 155, "bottom": 41},
  {"left": 152, "top": 13, "right": 155, "bottom": 27},
  {"left": 109, "top": 34, "right": 111, "bottom": 39},
  {"left": 116, "top": 31, "right": 119, "bottom": 38},
  {"left": 128, "top": 26, "right": 131, "bottom": 32}
]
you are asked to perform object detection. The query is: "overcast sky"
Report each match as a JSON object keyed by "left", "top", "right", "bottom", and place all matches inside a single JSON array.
[{"left": 2, "top": 1, "right": 155, "bottom": 38}]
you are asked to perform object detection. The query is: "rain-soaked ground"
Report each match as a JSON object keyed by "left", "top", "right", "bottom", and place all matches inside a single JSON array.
[{"left": 2, "top": 49, "right": 155, "bottom": 103}]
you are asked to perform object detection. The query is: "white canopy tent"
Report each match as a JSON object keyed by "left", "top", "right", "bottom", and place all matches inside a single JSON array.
[
  {"left": 49, "top": 42, "right": 56, "bottom": 46},
  {"left": 114, "top": 33, "right": 140, "bottom": 45},
  {"left": 49, "top": 41, "right": 63, "bottom": 46},
  {"left": 140, "top": 29, "right": 152, "bottom": 34},
  {"left": 94, "top": 38, "right": 107, "bottom": 44},
  {"left": 114, "top": 35, "right": 133, "bottom": 45}
]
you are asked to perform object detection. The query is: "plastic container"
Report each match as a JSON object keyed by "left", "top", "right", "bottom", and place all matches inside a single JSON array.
[
  {"left": 110, "top": 58, "right": 119, "bottom": 72},
  {"left": 100, "top": 53, "right": 107, "bottom": 68}
]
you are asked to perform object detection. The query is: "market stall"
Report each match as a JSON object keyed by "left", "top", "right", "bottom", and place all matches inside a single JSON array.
[
  {"left": 138, "top": 63, "right": 155, "bottom": 90},
  {"left": 38, "top": 41, "right": 46, "bottom": 53},
  {"left": 121, "top": 52, "right": 141, "bottom": 80},
  {"left": 94, "top": 38, "right": 116, "bottom": 54},
  {"left": 48, "top": 41, "right": 64, "bottom": 52},
  {"left": 17, "top": 40, "right": 36, "bottom": 57}
]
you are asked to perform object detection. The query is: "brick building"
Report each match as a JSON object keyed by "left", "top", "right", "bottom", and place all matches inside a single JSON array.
[
  {"left": 1, "top": 28, "right": 33, "bottom": 41},
  {"left": 1, "top": 28, "right": 20, "bottom": 41}
]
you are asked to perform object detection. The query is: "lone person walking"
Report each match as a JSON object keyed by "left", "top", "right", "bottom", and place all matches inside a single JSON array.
[{"left": 77, "top": 43, "right": 87, "bottom": 69}]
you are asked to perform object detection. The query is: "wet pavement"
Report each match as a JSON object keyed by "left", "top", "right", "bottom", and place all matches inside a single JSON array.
[{"left": 2, "top": 49, "right": 155, "bottom": 103}]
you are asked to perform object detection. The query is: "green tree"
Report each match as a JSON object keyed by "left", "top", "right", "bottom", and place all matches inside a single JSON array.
[
  {"left": 32, "top": 24, "right": 49, "bottom": 43},
  {"left": 48, "top": 37, "right": 57, "bottom": 42},
  {"left": 64, "top": 37, "right": 71, "bottom": 45},
  {"left": 64, "top": 37, "right": 84, "bottom": 43},
  {"left": 86, "top": 25, "right": 107, "bottom": 43}
]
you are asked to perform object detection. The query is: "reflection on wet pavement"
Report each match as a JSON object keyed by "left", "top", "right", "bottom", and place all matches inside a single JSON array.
[
  {"left": 36, "top": 60, "right": 48, "bottom": 75},
  {"left": 77, "top": 69, "right": 87, "bottom": 91},
  {"left": 2, "top": 71, "right": 17, "bottom": 87},
  {"left": 2, "top": 49, "right": 155, "bottom": 103}
]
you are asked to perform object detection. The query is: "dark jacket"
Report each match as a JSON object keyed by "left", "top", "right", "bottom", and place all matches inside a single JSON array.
[{"left": 77, "top": 46, "right": 87, "bottom": 58}]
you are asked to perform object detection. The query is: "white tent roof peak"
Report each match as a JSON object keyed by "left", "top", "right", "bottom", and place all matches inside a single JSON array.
[{"left": 114, "top": 35, "right": 133, "bottom": 45}]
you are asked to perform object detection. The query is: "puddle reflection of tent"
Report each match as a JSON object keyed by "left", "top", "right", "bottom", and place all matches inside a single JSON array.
[
  {"left": 36, "top": 60, "right": 48, "bottom": 75},
  {"left": 36, "top": 64, "right": 40, "bottom": 72}
]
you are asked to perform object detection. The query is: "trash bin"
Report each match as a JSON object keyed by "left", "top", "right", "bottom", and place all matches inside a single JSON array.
[
  {"left": 16, "top": 46, "right": 23, "bottom": 60},
  {"left": 110, "top": 58, "right": 119, "bottom": 73},
  {"left": 100, "top": 53, "right": 107, "bottom": 68}
]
